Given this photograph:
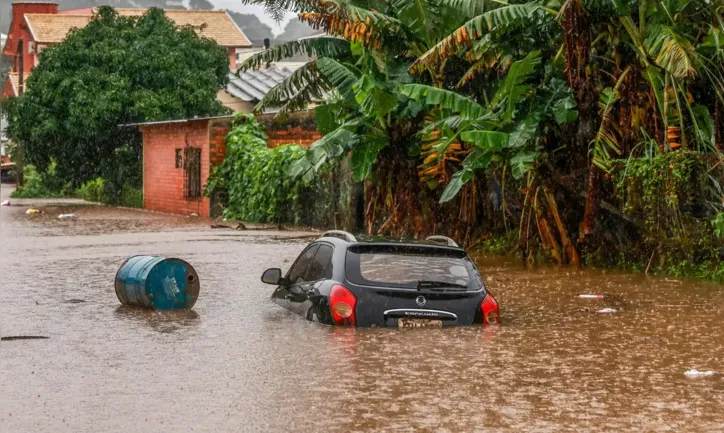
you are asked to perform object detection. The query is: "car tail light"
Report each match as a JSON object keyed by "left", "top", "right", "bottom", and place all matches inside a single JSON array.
[
  {"left": 330, "top": 285, "right": 357, "bottom": 326},
  {"left": 481, "top": 293, "right": 500, "bottom": 325}
]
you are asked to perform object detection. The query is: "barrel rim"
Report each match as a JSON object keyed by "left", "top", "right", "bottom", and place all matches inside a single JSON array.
[{"left": 114, "top": 255, "right": 141, "bottom": 305}]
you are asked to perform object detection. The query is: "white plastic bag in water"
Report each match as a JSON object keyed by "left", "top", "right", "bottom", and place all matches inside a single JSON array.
[{"left": 684, "top": 369, "right": 717, "bottom": 378}]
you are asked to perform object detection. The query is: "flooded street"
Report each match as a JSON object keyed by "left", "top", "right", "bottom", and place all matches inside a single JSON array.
[{"left": 2, "top": 184, "right": 724, "bottom": 432}]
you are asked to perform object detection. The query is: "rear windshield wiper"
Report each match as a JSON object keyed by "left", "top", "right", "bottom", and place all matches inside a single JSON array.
[{"left": 417, "top": 280, "right": 468, "bottom": 290}]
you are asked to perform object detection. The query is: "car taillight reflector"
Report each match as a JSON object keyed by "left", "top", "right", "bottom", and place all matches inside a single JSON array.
[
  {"left": 481, "top": 293, "right": 500, "bottom": 325},
  {"left": 330, "top": 285, "right": 357, "bottom": 326}
]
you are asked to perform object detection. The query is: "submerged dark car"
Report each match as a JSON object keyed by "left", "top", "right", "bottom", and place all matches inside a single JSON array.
[{"left": 261, "top": 231, "right": 500, "bottom": 328}]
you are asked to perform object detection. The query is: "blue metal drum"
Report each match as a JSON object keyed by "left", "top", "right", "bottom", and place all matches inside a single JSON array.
[{"left": 115, "top": 256, "right": 200, "bottom": 310}]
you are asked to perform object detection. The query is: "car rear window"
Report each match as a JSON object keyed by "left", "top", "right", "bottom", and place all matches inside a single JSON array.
[{"left": 345, "top": 245, "right": 482, "bottom": 290}]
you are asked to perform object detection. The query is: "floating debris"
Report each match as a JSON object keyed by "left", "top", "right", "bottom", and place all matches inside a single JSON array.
[
  {"left": 25, "top": 208, "right": 43, "bottom": 215},
  {"left": 58, "top": 213, "right": 77, "bottom": 219},
  {"left": 0, "top": 200, "right": 9, "bottom": 206},
  {"left": 579, "top": 293, "right": 605, "bottom": 299},
  {"left": 116, "top": 255, "right": 200, "bottom": 310},
  {"left": 1, "top": 336, "right": 49, "bottom": 341},
  {"left": 597, "top": 308, "right": 617, "bottom": 313},
  {"left": 64, "top": 299, "right": 86, "bottom": 304},
  {"left": 684, "top": 369, "right": 717, "bottom": 378}
]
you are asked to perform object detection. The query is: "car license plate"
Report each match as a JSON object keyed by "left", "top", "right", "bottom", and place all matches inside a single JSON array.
[{"left": 398, "top": 318, "right": 442, "bottom": 328}]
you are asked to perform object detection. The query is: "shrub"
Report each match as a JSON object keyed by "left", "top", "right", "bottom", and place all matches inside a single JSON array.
[
  {"left": 713, "top": 212, "right": 724, "bottom": 239},
  {"left": 10, "top": 161, "right": 72, "bottom": 198},
  {"left": 119, "top": 184, "right": 143, "bottom": 208},
  {"left": 77, "top": 178, "right": 105, "bottom": 203},
  {"left": 205, "top": 114, "right": 315, "bottom": 223}
]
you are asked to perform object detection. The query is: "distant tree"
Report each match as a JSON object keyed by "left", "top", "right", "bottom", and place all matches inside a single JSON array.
[
  {"left": 4, "top": 7, "right": 229, "bottom": 190},
  {"left": 275, "top": 18, "right": 318, "bottom": 41},
  {"left": 188, "top": 0, "right": 214, "bottom": 10},
  {"left": 227, "top": 10, "right": 274, "bottom": 45}
]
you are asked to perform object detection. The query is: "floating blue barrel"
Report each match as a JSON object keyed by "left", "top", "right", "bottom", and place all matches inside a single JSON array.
[{"left": 115, "top": 256, "right": 200, "bottom": 310}]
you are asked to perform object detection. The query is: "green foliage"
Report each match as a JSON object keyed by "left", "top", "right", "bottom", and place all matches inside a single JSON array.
[
  {"left": 5, "top": 7, "right": 229, "bottom": 188},
  {"left": 10, "top": 162, "right": 72, "bottom": 199},
  {"left": 77, "top": 177, "right": 142, "bottom": 207},
  {"left": 205, "top": 114, "right": 313, "bottom": 223},
  {"left": 119, "top": 184, "right": 144, "bottom": 209},
  {"left": 712, "top": 213, "right": 724, "bottom": 239},
  {"left": 239, "top": 37, "right": 351, "bottom": 71},
  {"left": 612, "top": 150, "right": 707, "bottom": 239},
  {"left": 489, "top": 50, "right": 541, "bottom": 122},
  {"left": 77, "top": 178, "right": 105, "bottom": 203}
]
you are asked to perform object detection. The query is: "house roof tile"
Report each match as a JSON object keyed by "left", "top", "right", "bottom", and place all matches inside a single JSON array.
[
  {"left": 24, "top": 9, "right": 250, "bottom": 47},
  {"left": 6, "top": 72, "right": 31, "bottom": 96}
]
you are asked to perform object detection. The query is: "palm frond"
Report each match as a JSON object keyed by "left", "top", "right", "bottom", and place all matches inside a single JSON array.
[
  {"left": 253, "top": 61, "right": 330, "bottom": 115},
  {"left": 299, "top": 2, "right": 403, "bottom": 49},
  {"left": 645, "top": 24, "right": 697, "bottom": 80},
  {"left": 237, "top": 37, "right": 351, "bottom": 72},
  {"left": 437, "top": 0, "right": 496, "bottom": 22},
  {"left": 400, "top": 83, "right": 487, "bottom": 118},
  {"left": 288, "top": 123, "right": 359, "bottom": 182},
  {"left": 316, "top": 57, "right": 360, "bottom": 104},
  {"left": 391, "top": 0, "right": 440, "bottom": 47},
  {"left": 411, "top": 3, "right": 545, "bottom": 73},
  {"left": 591, "top": 67, "right": 630, "bottom": 171},
  {"left": 240, "top": 0, "right": 313, "bottom": 23},
  {"left": 489, "top": 50, "right": 541, "bottom": 121}
]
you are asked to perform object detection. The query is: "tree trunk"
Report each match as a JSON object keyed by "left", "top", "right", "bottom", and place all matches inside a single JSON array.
[{"left": 581, "top": 164, "right": 600, "bottom": 237}]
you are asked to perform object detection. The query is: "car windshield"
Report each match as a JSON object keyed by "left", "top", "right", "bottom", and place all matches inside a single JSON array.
[{"left": 345, "top": 245, "right": 482, "bottom": 290}]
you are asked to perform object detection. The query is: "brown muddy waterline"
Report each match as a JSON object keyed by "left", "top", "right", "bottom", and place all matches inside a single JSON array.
[{"left": 1, "top": 186, "right": 723, "bottom": 432}]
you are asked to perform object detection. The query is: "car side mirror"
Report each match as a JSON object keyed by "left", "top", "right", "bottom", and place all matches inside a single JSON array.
[{"left": 261, "top": 268, "right": 283, "bottom": 285}]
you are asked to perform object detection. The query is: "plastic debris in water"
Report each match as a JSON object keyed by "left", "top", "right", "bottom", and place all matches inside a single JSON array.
[
  {"left": 684, "top": 369, "right": 717, "bottom": 378},
  {"left": 58, "top": 213, "right": 76, "bottom": 219},
  {"left": 597, "top": 308, "right": 617, "bottom": 313},
  {"left": 25, "top": 208, "right": 42, "bottom": 214},
  {"left": 579, "top": 293, "right": 605, "bottom": 299},
  {"left": 0, "top": 200, "right": 9, "bottom": 206}
]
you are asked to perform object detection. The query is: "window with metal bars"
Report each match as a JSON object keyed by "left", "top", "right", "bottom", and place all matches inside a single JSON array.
[{"left": 183, "top": 147, "right": 202, "bottom": 200}]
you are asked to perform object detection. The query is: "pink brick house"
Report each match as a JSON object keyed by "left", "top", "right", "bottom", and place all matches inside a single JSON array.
[{"left": 133, "top": 116, "right": 232, "bottom": 218}]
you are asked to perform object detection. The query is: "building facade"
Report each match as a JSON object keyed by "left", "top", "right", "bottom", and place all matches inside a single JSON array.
[
  {"left": 1, "top": 1, "right": 251, "bottom": 98},
  {"left": 137, "top": 116, "right": 232, "bottom": 218}
]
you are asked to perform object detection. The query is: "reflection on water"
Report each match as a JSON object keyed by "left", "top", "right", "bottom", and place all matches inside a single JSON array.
[
  {"left": 114, "top": 306, "right": 200, "bottom": 333},
  {"left": 2, "top": 195, "right": 724, "bottom": 433}
]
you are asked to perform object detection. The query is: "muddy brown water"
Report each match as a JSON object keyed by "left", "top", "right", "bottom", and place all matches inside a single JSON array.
[{"left": 2, "top": 185, "right": 724, "bottom": 432}]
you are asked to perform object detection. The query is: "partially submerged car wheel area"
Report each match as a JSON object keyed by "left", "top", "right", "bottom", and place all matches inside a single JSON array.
[{"left": 262, "top": 231, "right": 500, "bottom": 328}]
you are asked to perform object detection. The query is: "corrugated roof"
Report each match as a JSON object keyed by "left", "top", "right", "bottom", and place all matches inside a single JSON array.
[
  {"left": 24, "top": 9, "right": 250, "bottom": 47},
  {"left": 225, "top": 64, "right": 301, "bottom": 102}
]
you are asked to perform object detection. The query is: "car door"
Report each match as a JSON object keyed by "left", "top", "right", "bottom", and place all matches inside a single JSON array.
[
  {"left": 272, "top": 244, "right": 318, "bottom": 310},
  {"left": 286, "top": 243, "right": 334, "bottom": 318}
]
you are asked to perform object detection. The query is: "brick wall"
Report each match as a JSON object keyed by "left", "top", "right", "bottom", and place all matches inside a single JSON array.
[
  {"left": 208, "top": 118, "right": 232, "bottom": 165},
  {"left": 142, "top": 120, "right": 211, "bottom": 217},
  {"left": 257, "top": 110, "right": 321, "bottom": 148},
  {"left": 266, "top": 126, "right": 322, "bottom": 148}
]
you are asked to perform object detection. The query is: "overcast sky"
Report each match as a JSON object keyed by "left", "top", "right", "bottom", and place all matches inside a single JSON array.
[{"left": 205, "top": 1, "right": 297, "bottom": 35}]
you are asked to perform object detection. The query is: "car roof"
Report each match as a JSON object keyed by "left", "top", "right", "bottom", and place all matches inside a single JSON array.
[{"left": 315, "top": 231, "right": 465, "bottom": 251}]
